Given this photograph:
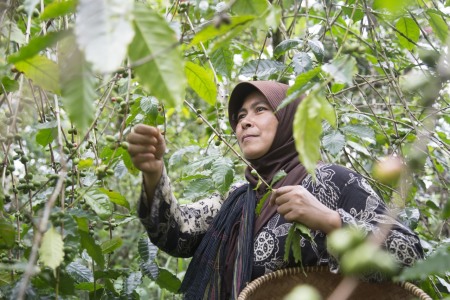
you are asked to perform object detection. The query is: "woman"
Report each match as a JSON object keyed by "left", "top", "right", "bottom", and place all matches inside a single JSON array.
[{"left": 127, "top": 81, "right": 423, "bottom": 299}]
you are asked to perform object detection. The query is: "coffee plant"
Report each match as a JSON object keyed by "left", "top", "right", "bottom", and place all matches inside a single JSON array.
[{"left": 0, "top": 0, "right": 449, "bottom": 299}]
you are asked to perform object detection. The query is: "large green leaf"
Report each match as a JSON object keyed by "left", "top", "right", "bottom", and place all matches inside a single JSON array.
[
  {"left": 79, "top": 231, "right": 105, "bottom": 268},
  {"left": 277, "top": 67, "right": 321, "bottom": 111},
  {"left": 15, "top": 55, "right": 60, "bottom": 93},
  {"left": 341, "top": 125, "right": 375, "bottom": 140},
  {"left": 240, "top": 59, "right": 286, "bottom": 78},
  {"left": 58, "top": 35, "right": 96, "bottom": 133},
  {"left": 210, "top": 48, "right": 233, "bottom": 78},
  {"left": 372, "top": 0, "right": 409, "bottom": 14},
  {"left": 101, "top": 237, "right": 123, "bottom": 254},
  {"left": 155, "top": 268, "right": 182, "bottom": 293},
  {"left": 39, "top": 227, "right": 64, "bottom": 272},
  {"left": 35, "top": 121, "right": 58, "bottom": 147},
  {"left": 1, "top": 21, "right": 26, "bottom": 45},
  {"left": 322, "top": 130, "right": 346, "bottom": 155},
  {"left": 231, "top": 0, "right": 269, "bottom": 15},
  {"left": 396, "top": 17, "right": 419, "bottom": 50},
  {"left": 66, "top": 261, "right": 93, "bottom": 283},
  {"left": 40, "top": 0, "right": 77, "bottom": 20},
  {"left": 128, "top": 3, "right": 186, "bottom": 107},
  {"left": 99, "top": 188, "right": 130, "bottom": 210},
  {"left": 185, "top": 61, "right": 217, "bottom": 106},
  {"left": 292, "top": 52, "right": 312, "bottom": 75},
  {"left": 0, "top": 219, "right": 15, "bottom": 249},
  {"left": 293, "top": 92, "right": 336, "bottom": 174},
  {"left": 426, "top": 9, "right": 448, "bottom": 43},
  {"left": 8, "top": 31, "right": 68, "bottom": 64},
  {"left": 168, "top": 146, "right": 201, "bottom": 168},
  {"left": 82, "top": 189, "right": 113, "bottom": 219},
  {"left": 211, "top": 157, "right": 234, "bottom": 194},
  {"left": 273, "top": 39, "right": 302, "bottom": 58},
  {"left": 322, "top": 55, "right": 356, "bottom": 85},
  {"left": 183, "top": 177, "right": 214, "bottom": 200},
  {"left": 75, "top": 0, "right": 134, "bottom": 73},
  {"left": 122, "top": 272, "right": 142, "bottom": 297},
  {"left": 190, "top": 16, "right": 255, "bottom": 47},
  {"left": 138, "top": 237, "right": 159, "bottom": 279}
]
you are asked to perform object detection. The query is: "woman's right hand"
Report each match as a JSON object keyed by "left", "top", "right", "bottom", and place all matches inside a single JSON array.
[{"left": 127, "top": 124, "right": 165, "bottom": 178}]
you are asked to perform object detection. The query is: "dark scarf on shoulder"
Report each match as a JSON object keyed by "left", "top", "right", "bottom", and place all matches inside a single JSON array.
[{"left": 180, "top": 81, "right": 308, "bottom": 299}]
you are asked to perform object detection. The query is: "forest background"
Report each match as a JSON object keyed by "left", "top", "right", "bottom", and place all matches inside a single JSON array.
[{"left": 0, "top": 0, "right": 449, "bottom": 299}]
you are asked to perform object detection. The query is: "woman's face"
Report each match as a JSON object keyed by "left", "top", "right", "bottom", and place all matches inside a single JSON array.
[{"left": 235, "top": 91, "right": 279, "bottom": 160}]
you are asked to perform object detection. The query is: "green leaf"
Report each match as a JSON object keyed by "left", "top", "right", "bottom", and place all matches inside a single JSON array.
[
  {"left": 341, "top": 124, "right": 375, "bottom": 140},
  {"left": 101, "top": 237, "right": 123, "bottom": 254},
  {"left": 277, "top": 67, "right": 321, "bottom": 111},
  {"left": 284, "top": 224, "right": 302, "bottom": 263},
  {"left": 293, "top": 93, "right": 325, "bottom": 174},
  {"left": 39, "top": 227, "right": 64, "bottom": 272},
  {"left": 99, "top": 188, "right": 130, "bottom": 210},
  {"left": 155, "top": 268, "right": 182, "bottom": 293},
  {"left": 396, "top": 17, "right": 419, "bottom": 50},
  {"left": 273, "top": 39, "right": 302, "bottom": 58},
  {"left": 184, "top": 155, "right": 219, "bottom": 175},
  {"left": 372, "top": 0, "right": 409, "bottom": 14},
  {"left": 1, "top": 21, "right": 26, "bottom": 45},
  {"left": 66, "top": 261, "right": 94, "bottom": 283},
  {"left": 322, "top": 55, "right": 356, "bottom": 85},
  {"left": 185, "top": 61, "right": 217, "bottom": 106},
  {"left": 1, "top": 77, "right": 19, "bottom": 93},
  {"left": 190, "top": 15, "right": 255, "bottom": 47},
  {"left": 168, "top": 146, "right": 200, "bottom": 168},
  {"left": 210, "top": 48, "right": 234, "bottom": 78},
  {"left": 308, "top": 40, "right": 324, "bottom": 62},
  {"left": 82, "top": 189, "right": 113, "bottom": 219},
  {"left": 341, "top": 6, "right": 364, "bottom": 22},
  {"left": 15, "top": 55, "right": 60, "bottom": 93},
  {"left": 24, "top": 0, "right": 39, "bottom": 16},
  {"left": 211, "top": 157, "right": 234, "bottom": 194},
  {"left": 0, "top": 271, "right": 12, "bottom": 286},
  {"left": 272, "top": 170, "right": 287, "bottom": 185},
  {"left": 58, "top": 35, "right": 96, "bottom": 133},
  {"left": 240, "top": 59, "right": 286, "bottom": 78},
  {"left": 292, "top": 52, "right": 312, "bottom": 75},
  {"left": 0, "top": 219, "right": 15, "bottom": 249},
  {"left": 122, "top": 272, "right": 142, "bottom": 297},
  {"left": 183, "top": 178, "right": 214, "bottom": 200},
  {"left": 323, "top": 130, "right": 346, "bottom": 155},
  {"left": 79, "top": 231, "right": 105, "bottom": 268},
  {"left": 255, "top": 191, "right": 271, "bottom": 216},
  {"left": 35, "top": 121, "right": 58, "bottom": 147},
  {"left": 232, "top": 0, "right": 269, "bottom": 15},
  {"left": 75, "top": 282, "right": 104, "bottom": 291},
  {"left": 75, "top": 0, "right": 135, "bottom": 73},
  {"left": 8, "top": 31, "right": 68, "bottom": 64},
  {"left": 138, "top": 237, "right": 159, "bottom": 279},
  {"left": 40, "top": 0, "right": 77, "bottom": 20},
  {"left": 426, "top": 9, "right": 449, "bottom": 43},
  {"left": 129, "top": 3, "right": 186, "bottom": 107}
]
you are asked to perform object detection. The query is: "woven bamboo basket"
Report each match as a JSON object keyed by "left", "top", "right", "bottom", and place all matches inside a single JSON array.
[{"left": 238, "top": 266, "right": 431, "bottom": 300}]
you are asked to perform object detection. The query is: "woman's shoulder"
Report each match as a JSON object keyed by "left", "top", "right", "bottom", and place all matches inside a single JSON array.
[{"left": 306, "top": 163, "right": 363, "bottom": 187}]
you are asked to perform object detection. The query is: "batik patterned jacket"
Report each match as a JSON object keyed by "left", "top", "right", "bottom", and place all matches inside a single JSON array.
[{"left": 138, "top": 164, "right": 423, "bottom": 281}]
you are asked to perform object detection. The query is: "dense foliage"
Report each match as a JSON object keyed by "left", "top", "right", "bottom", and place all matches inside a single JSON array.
[{"left": 0, "top": 0, "right": 449, "bottom": 299}]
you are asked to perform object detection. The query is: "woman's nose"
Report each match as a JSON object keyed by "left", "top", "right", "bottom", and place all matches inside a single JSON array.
[{"left": 240, "top": 117, "right": 253, "bottom": 128}]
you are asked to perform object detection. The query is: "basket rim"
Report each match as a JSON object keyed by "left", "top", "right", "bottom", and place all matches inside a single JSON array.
[{"left": 237, "top": 266, "right": 432, "bottom": 300}]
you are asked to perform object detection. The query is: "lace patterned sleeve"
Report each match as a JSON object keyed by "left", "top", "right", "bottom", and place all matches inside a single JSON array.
[
  {"left": 332, "top": 166, "right": 424, "bottom": 270},
  {"left": 137, "top": 167, "right": 224, "bottom": 258}
]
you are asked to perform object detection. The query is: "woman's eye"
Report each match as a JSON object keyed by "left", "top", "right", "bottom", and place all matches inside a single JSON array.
[
  {"left": 237, "top": 113, "right": 246, "bottom": 120},
  {"left": 256, "top": 106, "right": 267, "bottom": 112}
]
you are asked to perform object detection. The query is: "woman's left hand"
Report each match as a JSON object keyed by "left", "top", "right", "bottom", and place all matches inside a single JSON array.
[{"left": 269, "top": 185, "right": 341, "bottom": 234}]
